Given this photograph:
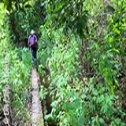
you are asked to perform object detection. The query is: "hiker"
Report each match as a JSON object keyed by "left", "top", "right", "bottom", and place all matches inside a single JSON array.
[{"left": 28, "top": 30, "right": 38, "bottom": 65}]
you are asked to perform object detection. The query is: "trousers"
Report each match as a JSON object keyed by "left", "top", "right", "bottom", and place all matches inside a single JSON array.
[{"left": 30, "top": 47, "right": 37, "bottom": 64}]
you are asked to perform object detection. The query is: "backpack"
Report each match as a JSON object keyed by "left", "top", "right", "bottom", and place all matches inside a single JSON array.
[{"left": 28, "top": 34, "right": 37, "bottom": 47}]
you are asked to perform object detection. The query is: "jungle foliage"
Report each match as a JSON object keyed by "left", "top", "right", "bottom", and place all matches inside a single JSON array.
[{"left": 0, "top": 0, "right": 126, "bottom": 125}]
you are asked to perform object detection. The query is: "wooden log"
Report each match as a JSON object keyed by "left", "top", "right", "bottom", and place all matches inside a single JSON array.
[{"left": 31, "top": 68, "right": 44, "bottom": 126}]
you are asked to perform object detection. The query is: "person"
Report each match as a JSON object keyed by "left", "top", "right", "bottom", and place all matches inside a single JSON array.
[{"left": 28, "top": 30, "right": 38, "bottom": 65}]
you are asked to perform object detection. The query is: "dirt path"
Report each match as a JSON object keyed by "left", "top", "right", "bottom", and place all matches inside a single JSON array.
[{"left": 31, "top": 68, "right": 44, "bottom": 126}]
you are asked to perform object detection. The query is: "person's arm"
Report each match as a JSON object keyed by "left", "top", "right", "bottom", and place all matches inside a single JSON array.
[{"left": 35, "top": 35, "right": 38, "bottom": 44}]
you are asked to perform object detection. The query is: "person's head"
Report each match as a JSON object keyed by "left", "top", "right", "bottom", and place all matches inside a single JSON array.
[{"left": 30, "top": 30, "right": 35, "bottom": 35}]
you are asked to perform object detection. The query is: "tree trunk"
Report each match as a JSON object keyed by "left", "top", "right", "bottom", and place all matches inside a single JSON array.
[{"left": 2, "top": 59, "right": 12, "bottom": 126}]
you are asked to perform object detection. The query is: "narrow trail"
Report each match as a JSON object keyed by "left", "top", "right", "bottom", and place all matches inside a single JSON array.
[{"left": 31, "top": 68, "right": 44, "bottom": 126}]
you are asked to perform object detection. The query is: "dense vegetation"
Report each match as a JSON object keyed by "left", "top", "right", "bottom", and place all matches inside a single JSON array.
[{"left": 0, "top": 0, "right": 126, "bottom": 125}]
